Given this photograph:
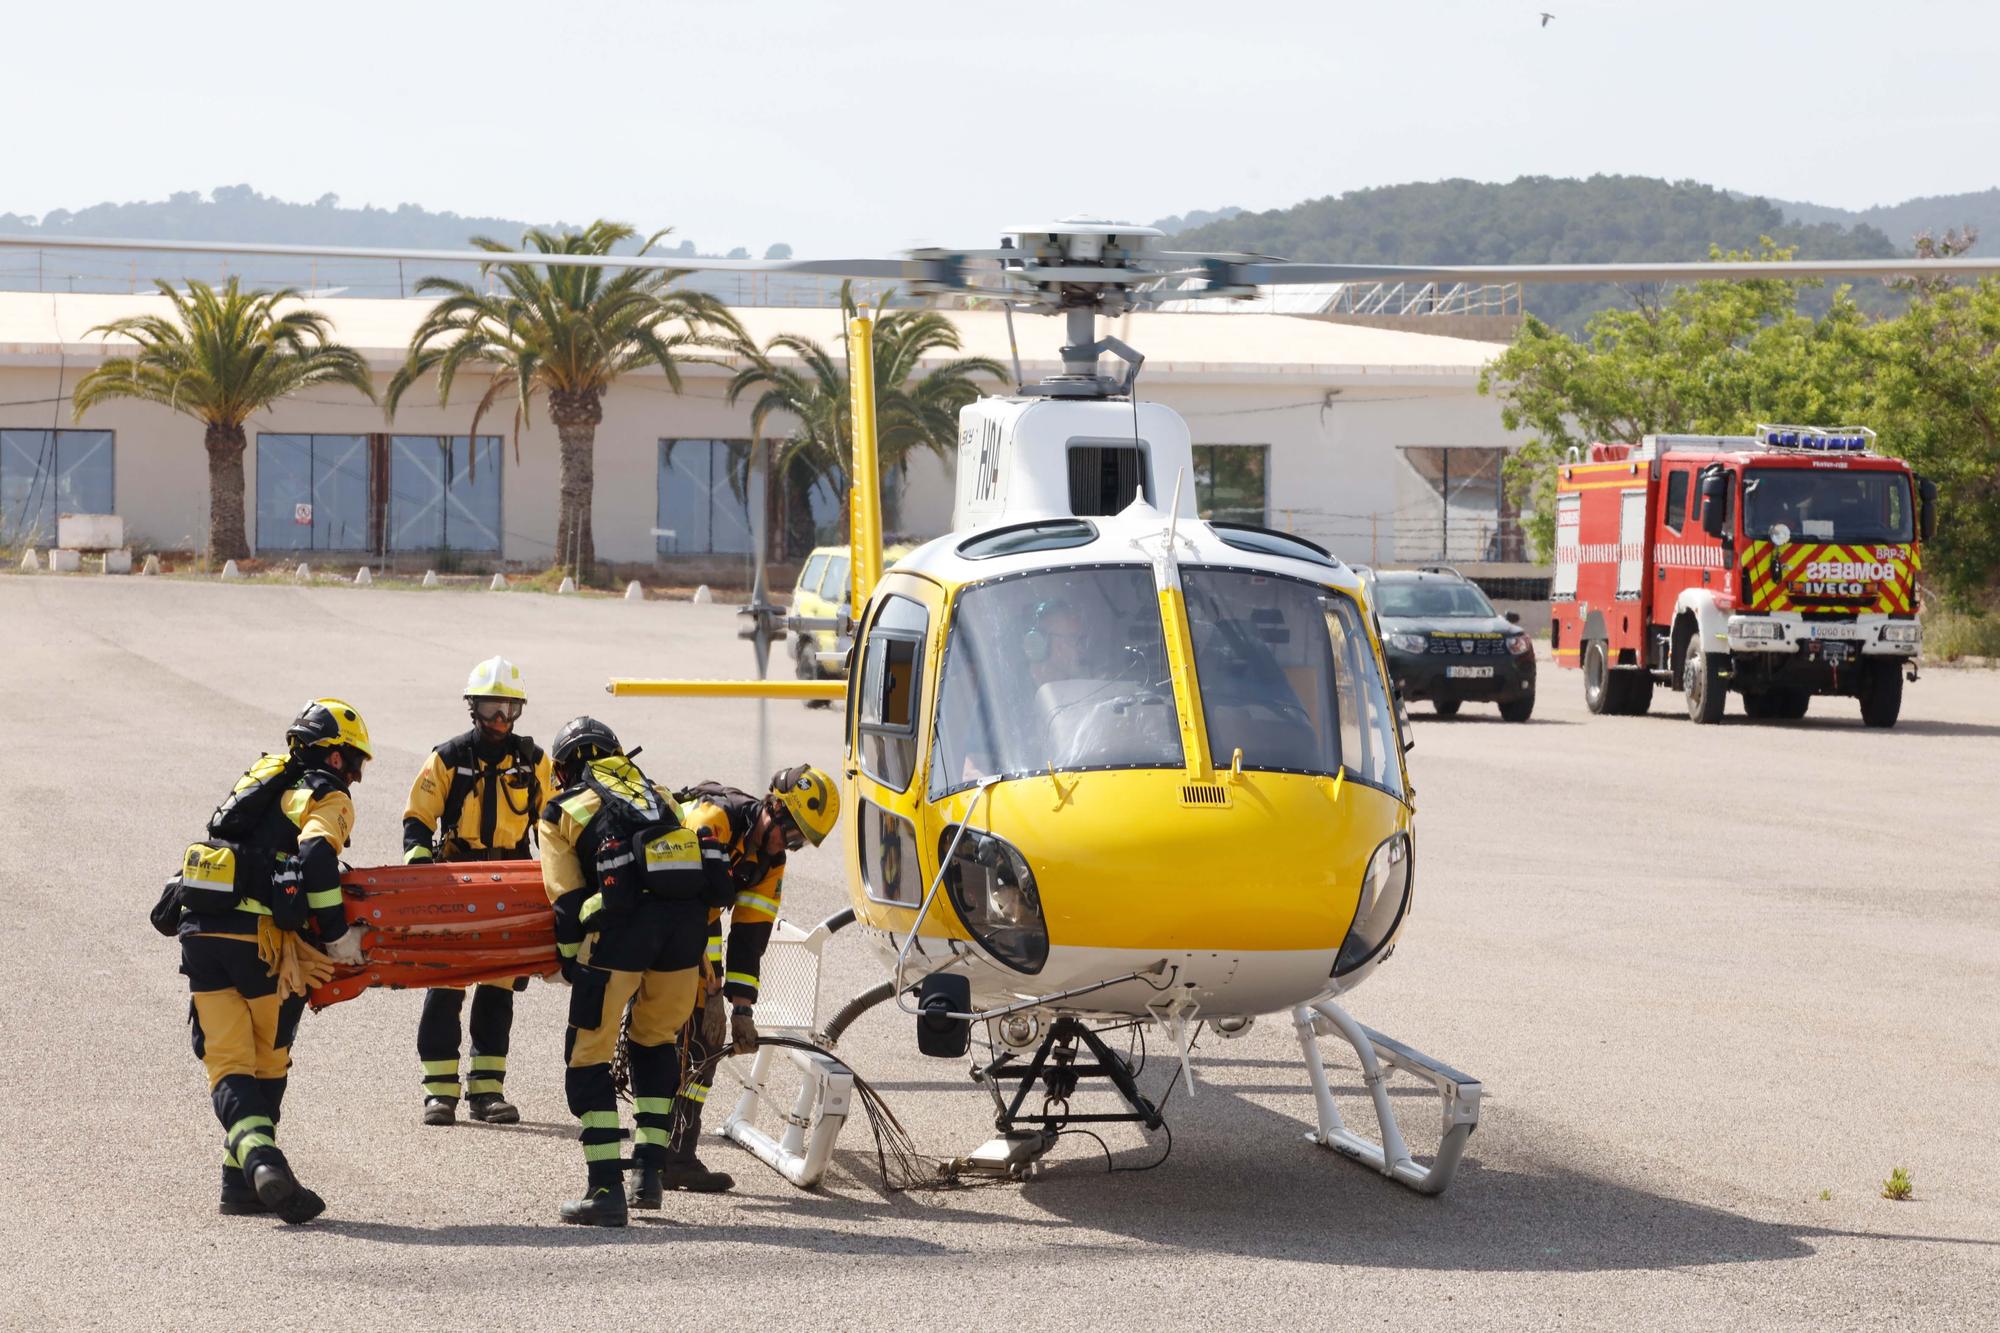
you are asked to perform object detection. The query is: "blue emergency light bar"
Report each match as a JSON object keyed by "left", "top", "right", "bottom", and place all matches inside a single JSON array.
[{"left": 1754, "top": 424, "right": 1876, "bottom": 453}]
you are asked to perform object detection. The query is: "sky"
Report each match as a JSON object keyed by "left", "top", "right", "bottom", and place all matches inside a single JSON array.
[{"left": 4, "top": 0, "right": 1997, "bottom": 257}]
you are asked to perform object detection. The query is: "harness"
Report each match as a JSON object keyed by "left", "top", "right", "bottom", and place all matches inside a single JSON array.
[
  {"left": 155, "top": 758, "right": 334, "bottom": 935},
  {"left": 436, "top": 730, "right": 545, "bottom": 855},
  {"left": 676, "top": 781, "right": 784, "bottom": 889}
]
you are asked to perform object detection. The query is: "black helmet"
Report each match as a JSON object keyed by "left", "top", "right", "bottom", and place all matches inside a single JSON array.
[
  {"left": 287, "top": 698, "right": 374, "bottom": 758},
  {"left": 551, "top": 715, "right": 621, "bottom": 769}
]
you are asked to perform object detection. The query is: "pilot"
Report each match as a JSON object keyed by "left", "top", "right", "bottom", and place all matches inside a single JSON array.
[{"left": 1026, "top": 597, "right": 1090, "bottom": 687}]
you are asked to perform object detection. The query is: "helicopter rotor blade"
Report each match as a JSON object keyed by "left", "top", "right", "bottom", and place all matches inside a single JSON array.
[
  {"left": 1222, "top": 256, "right": 2000, "bottom": 286},
  {"left": 0, "top": 232, "right": 917, "bottom": 281}
]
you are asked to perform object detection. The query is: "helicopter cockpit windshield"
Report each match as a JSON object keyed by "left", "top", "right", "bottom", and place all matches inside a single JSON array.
[
  {"left": 930, "top": 567, "right": 1179, "bottom": 795},
  {"left": 1182, "top": 570, "right": 1405, "bottom": 799}
]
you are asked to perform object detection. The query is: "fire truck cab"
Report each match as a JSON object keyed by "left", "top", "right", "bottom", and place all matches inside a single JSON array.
[{"left": 1550, "top": 425, "right": 1936, "bottom": 728}]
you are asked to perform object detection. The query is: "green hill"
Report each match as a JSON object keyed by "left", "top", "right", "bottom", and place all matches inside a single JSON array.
[
  {"left": 1170, "top": 176, "right": 1906, "bottom": 329},
  {"left": 1751, "top": 188, "right": 2000, "bottom": 255}
]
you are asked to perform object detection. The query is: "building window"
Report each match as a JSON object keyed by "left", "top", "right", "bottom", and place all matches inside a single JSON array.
[
  {"left": 1395, "top": 446, "right": 1523, "bottom": 562},
  {"left": 1193, "top": 444, "right": 1268, "bottom": 525},
  {"left": 256, "top": 434, "right": 370, "bottom": 552},
  {"left": 657, "top": 439, "right": 754, "bottom": 555},
  {"left": 387, "top": 435, "right": 502, "bottom": 553},
  {"left": 1, "top": 429, "right": 114, "bottom": 546}
]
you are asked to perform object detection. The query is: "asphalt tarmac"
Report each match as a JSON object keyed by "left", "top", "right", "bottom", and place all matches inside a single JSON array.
[{"left": 3, "top": 576, "right": 1996, "bottom": 1330}]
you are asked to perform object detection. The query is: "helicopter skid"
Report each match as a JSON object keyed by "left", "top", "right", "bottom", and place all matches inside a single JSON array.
[
  {"left": 718, "top": 1042, "right": 854, "bottom": 1188},
  {"left": 1291, "top": 998, "right": 1481, "bottom": 1196}
]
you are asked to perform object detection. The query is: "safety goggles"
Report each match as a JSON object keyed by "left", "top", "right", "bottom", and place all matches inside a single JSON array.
[
  {"left": 472, "top": 698, "right": 524, "bottom": 723},
  {"left": 774, "top": 805, "right": 807, "bottom": 852}
]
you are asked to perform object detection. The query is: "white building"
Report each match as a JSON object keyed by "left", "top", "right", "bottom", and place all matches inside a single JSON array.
[{"left": 0, "top": 292, "right": 1527, "bottom": 575}]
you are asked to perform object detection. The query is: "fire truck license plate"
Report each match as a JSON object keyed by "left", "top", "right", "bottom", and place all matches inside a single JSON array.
[
  {"left": 1446, "top": 666, "right": 1494, "bottom": 679},
  {"left": 1803, "top": 623, "right": 1864, "bottom": 640}
]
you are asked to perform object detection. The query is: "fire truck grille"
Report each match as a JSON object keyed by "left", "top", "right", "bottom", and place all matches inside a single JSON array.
[{"left": 1425, "top": 636, "right": 1508, "bottom": 657}]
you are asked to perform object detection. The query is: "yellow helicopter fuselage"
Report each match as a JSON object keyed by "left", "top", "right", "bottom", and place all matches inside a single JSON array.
[{"left": 838, "top": 502, "right": 1416, "bottom": 1022}]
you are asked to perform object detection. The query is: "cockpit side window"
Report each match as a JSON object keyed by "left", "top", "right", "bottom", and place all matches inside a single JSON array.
[
  {"left": 929, "top": 566, "right": 1180, "bottom": 797},
  {"left": 857, "top": 594, "right": 928, "bottom": 793}
]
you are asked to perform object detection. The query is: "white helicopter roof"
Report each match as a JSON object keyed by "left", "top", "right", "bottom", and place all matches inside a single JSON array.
[{"left": 893, "top": 496, "right": 1367, "bottom": 595}]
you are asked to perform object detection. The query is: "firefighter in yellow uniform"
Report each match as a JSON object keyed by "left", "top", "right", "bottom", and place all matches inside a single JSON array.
[
  {"left": 537, "top": 716, "right": 732, "bottom": 1227},
  {"left": 664, "top": 764, "right": 841, "bottom": 1193},
  {"left": 169, "top": 699, "right": 373, "bottom": 1224},
  {"left": 403, "top": 656, "right": 554, "bottom": 1126}
]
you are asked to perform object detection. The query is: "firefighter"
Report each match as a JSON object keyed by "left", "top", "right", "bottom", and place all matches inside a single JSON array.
[
  {"left": 175, "top": 699, "right": 372, "bottom": 1224},
  {"left": 661, "top": 764, "right": 841, "bottom": 1196},
  {"left": 403, "top": 656, "right": 555, "bottom": 1127},
  {"left": 538, "top": 716, "right": 731, "bottom": 1227}
]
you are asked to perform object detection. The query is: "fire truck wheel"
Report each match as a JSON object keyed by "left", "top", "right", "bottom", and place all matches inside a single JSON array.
[
  {"left": 1432, "top": 699, "right": 1461, "bottom": 718},
  {"left": 1583, "top": 641, "right": 1614, "bottom": 714},
  {"left": 1772, "top": 689, "right": 1810, "bottom": 720},
  {"left": 1859, "top": 660, "right": 1903, "bottom": 728},
  {"left": 1684, "top": 652, "right": 1729, "bottom": 724}
]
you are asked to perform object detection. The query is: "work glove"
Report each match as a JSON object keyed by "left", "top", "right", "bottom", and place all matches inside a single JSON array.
[
  {"left": 323, "top": 922, "right": 369, "bottom": 967},
  {"left": 558, "top": 953, "right": 585, "bottom": 986},
  {"left": 700, "top": 997, "right": 729, "bottom": 1052},
  {"left": 404, "top": 845, "right": 433, "bottom": 864},
  {"left": 730, "top": 1005, "right": 760, "bottom": 1055}
]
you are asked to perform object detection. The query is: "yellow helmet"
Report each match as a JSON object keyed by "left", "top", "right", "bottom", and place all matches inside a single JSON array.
[
  {"left": 770, "top": 764, "right": 840, "bottom": 847},
  {"left": 464, "top": 656, "right": 527, "bottom": 701},
  {"left": 288, "top": 698, "right": 373, "bottom": 759}
]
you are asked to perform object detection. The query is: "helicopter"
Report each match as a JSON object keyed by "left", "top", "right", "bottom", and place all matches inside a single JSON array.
[{"left": 16, "top": 222, "right": 1999, "bottom": 1195}]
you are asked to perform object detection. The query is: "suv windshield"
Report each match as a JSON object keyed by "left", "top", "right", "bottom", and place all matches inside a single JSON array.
[
  {"left": 930, "top": 567, "right": 1180, "bottom": 796},
  {"left": 1181, "top": 569, "right": 1405, "bottom": 797},
  {"left": 1374, "top": 580, "right": 1495, "bottom": 618},
  {"left": 1743, "top": 468, "right": 1913, "bottom": 543}
]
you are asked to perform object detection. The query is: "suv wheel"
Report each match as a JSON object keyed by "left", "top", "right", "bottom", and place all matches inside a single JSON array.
[
  {"left": 1498, "top": 696, "right": 1534, "bottom": 723},
  {"left": 1432, "top": 699, "right": 1461, "bottom": 718}
]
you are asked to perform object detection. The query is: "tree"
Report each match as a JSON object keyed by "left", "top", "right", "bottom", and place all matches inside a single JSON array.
[
  {"left": 1868, "top": 274, "right": 2000, "bottom": 605},
  {"left": 1478, "top": 243, "right": 1858, "bottom": 557},
  {"left": 72, "top": 278, "right": 375, "bottom": 562},
  {"left": 386, "top": 221, "right": 738, "bottom": 578},
  {"left": 725, "top": 286, "right": 1004, "bottom": 552},
  {"left": 1479, "top": 237, "right": 2000, "bottom": 603}
]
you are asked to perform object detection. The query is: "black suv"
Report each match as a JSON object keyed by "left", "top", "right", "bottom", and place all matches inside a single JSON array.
[{"left": 1365, "top": 566, "right": 1536, "bottom": 722}]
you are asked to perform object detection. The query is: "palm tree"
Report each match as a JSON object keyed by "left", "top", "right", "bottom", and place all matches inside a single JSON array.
[
  {"left": 726, "top": 286, "right": 1004, "bottom": 552},
  {"left": 73, "top": 279, "right": 376, "bottom": 563},
  {"left": 386, "top": 221, "right": 738, "bottom": 579}
]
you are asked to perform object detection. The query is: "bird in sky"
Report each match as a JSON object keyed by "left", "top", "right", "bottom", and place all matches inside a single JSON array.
[{"left": 1540, "top": 11, "right": 1554, "bottom": 25}]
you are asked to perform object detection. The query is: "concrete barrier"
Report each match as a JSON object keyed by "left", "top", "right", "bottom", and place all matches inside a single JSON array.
[{"left": 624, "top": 581, "right": 644, "bottom": 602}]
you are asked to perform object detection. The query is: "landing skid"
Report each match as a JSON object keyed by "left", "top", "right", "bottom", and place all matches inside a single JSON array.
[
  {"left": 1291, "top": 998, "right": 1481, "bottom": 1195},
  {"left": 716, "top": 915, "right": 853, "bottom": 1188}
]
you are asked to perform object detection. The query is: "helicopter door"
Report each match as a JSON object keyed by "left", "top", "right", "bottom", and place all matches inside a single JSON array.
[{"left": 851, "top": 585, "right": 940, "bottom": 908}]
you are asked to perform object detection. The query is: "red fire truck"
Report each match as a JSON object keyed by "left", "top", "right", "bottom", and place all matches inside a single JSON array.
[{"left": 1549, "top": 425, "right": 1936, "bottom": 727}]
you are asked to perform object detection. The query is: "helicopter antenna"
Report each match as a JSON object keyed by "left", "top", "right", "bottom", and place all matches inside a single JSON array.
[{"left": 1003, "top": 301, "right": 1025, "bottom": 391}]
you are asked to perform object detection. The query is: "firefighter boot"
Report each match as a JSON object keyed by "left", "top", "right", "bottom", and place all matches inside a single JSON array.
[
  {"left": 559, "top": 1183, "right": 629, "bottom": 1228},
  {"left": 218, "top": 1165, "right": 267, "bottom": 1216},
  {"left": 422, "top": 1096, "right": 457, "bottom": 1126},
  {"left": 628, "top": 1162, "right": 664, "bottom": 1210},
  {"left": 661, "top": 1104, "right": 733, "bottom": 1193},
  {"left": 466, "top": 1092, "right": 520, "bottom": 1125},
  {"left": 250, "top": 1159, "right": 327, "bottom": 1225}
]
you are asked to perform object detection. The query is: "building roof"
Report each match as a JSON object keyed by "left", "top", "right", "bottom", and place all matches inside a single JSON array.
[{"left": 0, "top": 291, "right": 1505, "bottom": 387}]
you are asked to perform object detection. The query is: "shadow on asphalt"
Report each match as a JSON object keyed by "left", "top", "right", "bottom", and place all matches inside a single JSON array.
[
  {"left": 1890, "top": 718, "right": 2000, "bottom": 739},
  {"left": 704, "top": 1066, "right": 2000, "bottom": 1275},
  {"left": 319, "top": 1217, "right": 954, "bottom": 1255}
]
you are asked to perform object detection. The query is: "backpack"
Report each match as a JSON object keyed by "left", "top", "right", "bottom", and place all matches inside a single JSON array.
[
  {"left": 152, "top": 753, "right": 309, "bottom": 936},
  {"left": 581, "top": 758, "right": 734, "bottom": 920}
]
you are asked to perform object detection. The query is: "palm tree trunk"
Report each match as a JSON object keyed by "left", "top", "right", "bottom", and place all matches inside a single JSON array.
[
  {"left": 549, "top": 388, "right": 602, "bottom": 579},
  {"left": 205, "top": 422, "right": 250, "bottom": 563}
]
